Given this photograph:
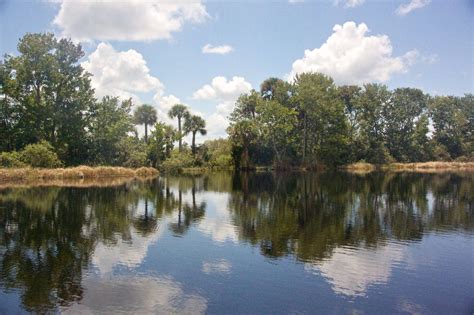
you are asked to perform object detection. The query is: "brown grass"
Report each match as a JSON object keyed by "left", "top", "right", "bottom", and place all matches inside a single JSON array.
[
  {"left": 0, "top": 166, "right": 159, "bottom": 183},
  {"left": 341, "top": 161, "right": 474, "bottom": 173},
  {"left": 339, "top": 162, "right": 376, "bottom": 172},
  {"left": 383, "top": 161, "right": 474, "bottom": 171}
]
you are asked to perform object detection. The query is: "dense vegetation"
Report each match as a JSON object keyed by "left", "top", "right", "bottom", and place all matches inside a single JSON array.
[
  {"left": 1, "top": 33, "right": 472, "bottom": 171},
  {"left": 227, "top": 75, "right": 473, "bottom": 169}
]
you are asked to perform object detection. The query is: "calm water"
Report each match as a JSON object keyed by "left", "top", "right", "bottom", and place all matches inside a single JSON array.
[{"left": 0, "top": 171, "right": 473, "bottom": 314}]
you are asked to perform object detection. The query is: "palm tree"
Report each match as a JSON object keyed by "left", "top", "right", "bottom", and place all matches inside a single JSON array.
[
  {"left": 184, "top": 115, "right": 207, "bottom": 155},
  {"left": 168, "top": 104, "right": 190, "bottom": 151},
  {"left": 134, "top": 104, "right": 157, "bottom": 143}
]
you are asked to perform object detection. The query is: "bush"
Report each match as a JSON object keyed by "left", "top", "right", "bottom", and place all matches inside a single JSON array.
[
  {"left": 160, "top": 149, "right": 194, "bottom": 173},
  {"left": 433, "top": 144, "right": 451, "bottom": 161},
  {"left": 0, "top": 151, "right": 27, "bottom": 168},
  {"left": 19, "top": 141, "right": 63, "bottom": 168}
]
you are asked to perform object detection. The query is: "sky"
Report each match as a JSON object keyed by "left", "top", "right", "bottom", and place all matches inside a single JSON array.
[{"left": 0, "top": 0, "right": 472, "bottom": 140}]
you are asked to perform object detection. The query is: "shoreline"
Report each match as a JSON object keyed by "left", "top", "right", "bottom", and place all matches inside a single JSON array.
[
  {"left": 0, "top": 166, "right": 159, "bottom": 183},
  {"left": 340, "top": 161, "right": 474, "bottom": 173}
]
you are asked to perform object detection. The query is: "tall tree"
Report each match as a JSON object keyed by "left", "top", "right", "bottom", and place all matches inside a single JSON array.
[
  {"left": 89, "top": 96, "right": 134, "bottom": 165},
  {"left": 383, "top": 88, "right": 427, "bottom": 162},
  {"left": 168, "top": 104, "right": 190, "bottom": 151},
  {"left": 134, "top": 104, "right": 157, "bottom": 143},
  {"left": 256, "top": 99, "right": 297, "bottom": 166},
  {"left": 0, "top": 33, "right": 95, "bottom": 164},
  {"left": 184, "top": 115, "right": 207, "bottom": 155},
  {"left": 429, "top": 96, "right": 468, "bottom": 159},
  {"left": 292, "top": 73, "right": 348, "bottom": 166},
  {"left": 357, "top": 83, "right": 392, "bottom": 163}
]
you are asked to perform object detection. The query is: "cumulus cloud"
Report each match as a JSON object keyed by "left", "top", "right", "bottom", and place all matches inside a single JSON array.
[
  {"left": 202, "top": 44, "right": 234, "bottom": 55},
  {"left": 289, "top": 21, "right": 418, "bottom": 85},
  {"left": 333, "top": 0, "right": 365, "bottom": 8},
  {"left": 192, "top": 76, "right": 252, "bottom": 138},
  {"left": 52, "top": 0, "right": 209, "bottom": 42},
  {"left": 82, "top": 42, "right": 164, "bottom": 102},
  {"left": 193, "top": 76, "right": 252, "bottom": 101},
  {"left": 396, "top": 0, "right": 431, "bottom": 16}
]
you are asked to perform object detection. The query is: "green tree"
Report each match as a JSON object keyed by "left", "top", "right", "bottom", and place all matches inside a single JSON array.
[
  {"left": 227, "top": 120, "right": 258, "bottom": 169},
  {"left": 292, "top": 73, "right": 349, "bottom": 166},
  {"left": 184, "top": 115, "right": 207, "bottom": 155},
  {"left": 256, "top": 99, "right": 297, "bottom": 166},
  {"left": 357, "top": 83, "right": 392, "bottom": 164},
  {"left": 134, "top": 104, "right": 157, "bottom": 143},
  {"left": 89, "top": 96, "right": 134, "bottom": 165},
  {"left": 383, "top": 88, "right": 427, "bottom": 162},
  {"left": 429, "top": 96, "right": 468, "bottom": 159},
  {"left": 168, "top": 104, "right": 190, "bottom": 151},
  {"left": 147, "top": 122, "right": 176, "bottom": 167},
  {"left": 0, "top": 33, "right": 94, "bottom": 165}
]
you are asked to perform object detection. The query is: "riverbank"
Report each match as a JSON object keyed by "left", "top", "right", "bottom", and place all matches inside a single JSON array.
[
  {"left": 0, "top": 166, "right": 159, "bottom": 182},
  {"left": 340, "top": 161, "right": 474, "bottom": 173}
]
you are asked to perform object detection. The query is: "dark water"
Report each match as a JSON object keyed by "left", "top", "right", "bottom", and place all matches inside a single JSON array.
[{"left": 0, "top": 171, "right": 473, "bottom": 314}]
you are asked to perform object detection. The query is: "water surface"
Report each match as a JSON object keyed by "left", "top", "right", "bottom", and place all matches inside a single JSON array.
[{"left": 0, "top": 171, "right": 473, "bottom": 314}]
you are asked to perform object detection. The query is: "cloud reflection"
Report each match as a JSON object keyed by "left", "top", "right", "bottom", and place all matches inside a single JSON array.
[{"left": 305, "top": 242, "right": 406, "bottom": 297}]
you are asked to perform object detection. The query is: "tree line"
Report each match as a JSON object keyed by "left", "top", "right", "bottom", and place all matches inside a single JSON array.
[
  {"left": 1, "top": 33, "right": 472, "bottom": 170},
  {"left": 0, "top": 33, "right": 219, "bottom": 169},
  {"left": 228, "top": 74, "right": 472, "bottom": 169}
]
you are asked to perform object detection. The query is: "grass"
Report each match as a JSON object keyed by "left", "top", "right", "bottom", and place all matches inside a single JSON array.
[
  {"left": 0, "top": 166, "right": 159, "bottom": 182},
  {"left": 341, "top": 161, "right": 474, "bottom": 173},
  {"left": 339, "top": 162, "right": 376, "bottom": 173}
]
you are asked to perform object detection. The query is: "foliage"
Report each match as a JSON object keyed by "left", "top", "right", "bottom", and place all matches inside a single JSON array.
[
  {"left": 147, "top": 122, "right": 176, "bottom": 167},
  {"left": 0, "top": 151, "right": 27, "bottom": 168},
  {"left": 0, "top": 33, "right": 95, "bottom": 165},
  {"left": 199, "top": 138, "right": 233, "bottom": 169},
  {"left": 89, "top": 96, "right": 135, "bottom": 165},
  {"left": 134, "top": 104, "right": 157, "bottom": 143},
  {"left": 160, "top": 149, "right": 194, "bottom": 173},
  {"left": 18, "top": 141, "right": 63, "bottom": 168},
  {"left": 184, "top": 114, "right": 207, "bottom": 155},
  {"left": 168, "top": 104, "right": 190, "bottom": 151}
]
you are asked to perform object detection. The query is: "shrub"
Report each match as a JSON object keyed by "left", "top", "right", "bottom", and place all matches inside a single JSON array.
[
  {"left": 0, "top": 151, "right": 27, "bottom": 168},
  {"left": 160, "top": 149, "right": 194, "bottom": 173},
  {"left": 433, "top": 144, "right": 451, "bottom": 161},
  {"left": 19, "top": 141, "right": 63, "bottom": 168}
]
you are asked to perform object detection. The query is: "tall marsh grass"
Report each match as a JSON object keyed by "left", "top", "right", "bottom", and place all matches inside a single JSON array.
[{"left": 0, "top": 166, "right": 159, "bottom": 182}]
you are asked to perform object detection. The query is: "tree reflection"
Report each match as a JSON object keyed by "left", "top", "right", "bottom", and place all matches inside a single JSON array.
[
  {"left": 167, "top": 176, "right": 206, "bottom": 236},
  {"left": 228, "top": 171, "right": 473, "bottom": 261},
  {"left": 0, "top": 172, "right": 472, "bottom": 312}
]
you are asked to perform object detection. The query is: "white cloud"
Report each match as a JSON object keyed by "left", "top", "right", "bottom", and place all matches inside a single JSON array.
[
  {"left": 193, "top": 76, "right": 251, "bottom": 101},
  {"left": 396, "top": 0, "right": 431, "bottom": 16},
  {"left": 52, "top": 0, "right": 209, "bottom": 42},
  {"left": 192, "top": 76, "right": 252, "bottom": 138},
  {"left": 289, "top": 21, "right": 418, "bottom": 85},
  {"left": 202, "top": 44, "right": 234, "bottom": 55},
  {"left": 82, "top": 42, "right": 164, "bottom": 102},
  {"left": 333, "top": 0, "right": 365, "bottom": 8}
]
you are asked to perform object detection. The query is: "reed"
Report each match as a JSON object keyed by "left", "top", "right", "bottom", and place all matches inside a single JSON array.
[
  {"left": 384, "top": 161, "right": 474, "bottom": 171},
  {"left": 0, "top": 166, "right": 159, "bottom": 182},
  {"left": 339, "top": 162, "right": 376, "bottom": 172}
]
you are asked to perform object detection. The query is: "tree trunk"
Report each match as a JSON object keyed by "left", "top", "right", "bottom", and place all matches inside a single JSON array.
[
  {"left": 145, "top": 123, "right": 148, "bottom": 143},
  {"left": 303, "top": 113, "right": 307, "bottom": 165},
  {"left": 178, "top": 117, "right": 182, "bottom": 152},
  {"left": 192, "top": 131, "right": 196, "bottom": 155}
]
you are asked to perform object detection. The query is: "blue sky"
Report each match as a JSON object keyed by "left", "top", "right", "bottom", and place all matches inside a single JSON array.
[{"left": 0, "top": 0, "right": 472, "bottom": 138}]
